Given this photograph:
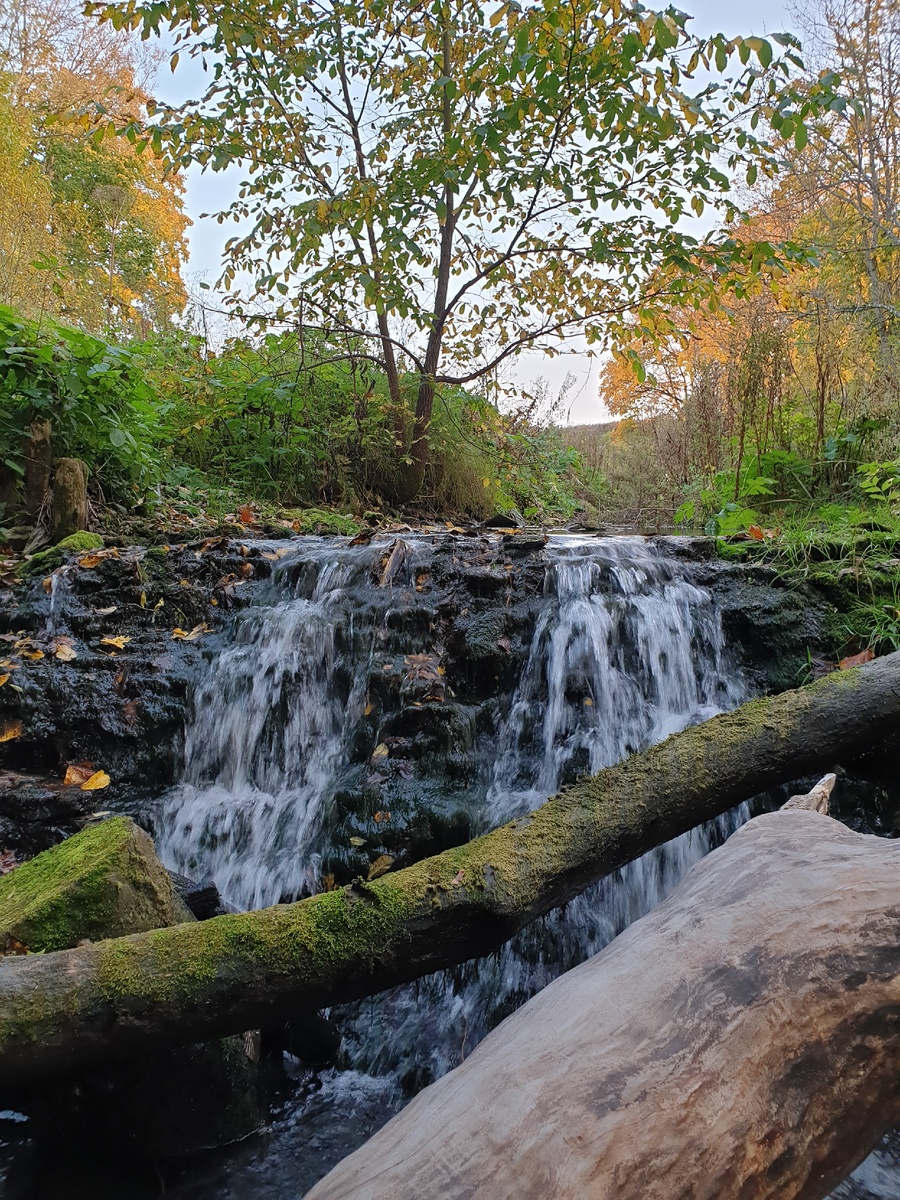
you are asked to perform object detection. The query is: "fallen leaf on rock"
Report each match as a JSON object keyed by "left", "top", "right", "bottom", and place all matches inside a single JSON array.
[
  {"left": 0, "top": 675, "right": 8, "bottom": 687},
  {"left": 140, "top": 591, "right": 147, "bottom": 608},
  {"left": 367, "top": 854, "right": 394, "bottom": 881},
  {"left": 0, "top": 721, "right": 23, "bottom": 743},
  {"left": 95, "top": 605, "right": 117, "bottom": 615},
  {"left": 839, "top": 647, "right": 875, "bottom": 670},
  {"left": 100, "top": 636, "right": 130, "bottom": 650},
  {"left": 3, "top": 932, "right": 28, "bottom": 956},
  {"left": 54, "top": 642, "right": 77, "bottom": 662},
  {"left": 349, "top": 836, "right": 366, "bottom": 847},
  {"left": 371, "top": 743, "right": 389, "bottom": 760},
  {"left": 172, "top": 623, "right": 209, "bottom": 641},
  {"left": 77, "top": 554, "right": 104, "bottom": 569},
  {"left": 64, "top": 762, "right": 96, "bottom": 786},
  {"left": 373, "top": 810, "right": 391, "bottom": 824},
  {"left": 41, "top": 576, "right": 54, "bottom": 593},
  {"left": 80, "top": 769, "right": 111, "bottom": 791},
  {"left": 238, "top": 505, "right": 254, "bottom": 524},
  {"left": 452, "top": 869, "right": 465, "bottom": 885}
]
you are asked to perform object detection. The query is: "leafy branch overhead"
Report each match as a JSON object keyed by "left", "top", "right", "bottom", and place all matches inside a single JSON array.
[{"left": 90, "top": 0, "right": 842, "bottom": 499}]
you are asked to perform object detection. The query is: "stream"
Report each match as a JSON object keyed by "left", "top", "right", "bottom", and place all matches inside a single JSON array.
[{"left": 0, "top": 533, "right": 896, "bottom": 1198}]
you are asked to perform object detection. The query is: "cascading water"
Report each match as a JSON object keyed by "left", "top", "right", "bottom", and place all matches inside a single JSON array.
[{"left": 148, "top": 533, "right": 757, "bottom": 1187}]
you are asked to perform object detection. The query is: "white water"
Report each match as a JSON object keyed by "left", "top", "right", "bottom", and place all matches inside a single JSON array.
[{"left": 157, "top": 533, "right": 751, "bottom": 1086}]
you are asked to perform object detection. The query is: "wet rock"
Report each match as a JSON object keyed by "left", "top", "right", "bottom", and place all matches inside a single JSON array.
[
  {"left": 0, "top": 770, "right": 97, "bottom": 857},
  {"left": 168, "top": 869, "right": 227, "bottom": 920},
  {"left": 481, "top": 510, "right": 524, "bottom": 529}
]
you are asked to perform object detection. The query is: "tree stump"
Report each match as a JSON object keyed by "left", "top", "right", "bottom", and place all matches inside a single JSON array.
[
  {"left": 23, "top": 419, "right": 52, "bottom": 519},
  {"left": 50, "top": 457, "right": 89, "bottom": 542}
]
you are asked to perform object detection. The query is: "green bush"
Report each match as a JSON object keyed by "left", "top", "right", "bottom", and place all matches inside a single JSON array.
[{"left": 0, "top": 305, "right": 165, "bottom": 501}]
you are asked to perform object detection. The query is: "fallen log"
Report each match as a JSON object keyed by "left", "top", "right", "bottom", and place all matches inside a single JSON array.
[
  {"left": 307, "top": 808, "right": 900, "bottom": 1200},
  {"left": 1, "top": 651, "right": 900, "bottom": 1087}
]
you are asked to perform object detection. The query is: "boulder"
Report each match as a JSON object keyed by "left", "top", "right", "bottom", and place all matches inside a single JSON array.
[
  {"left": 0, "top": 816, "right": 189, "bottom": 953},
  {"left": 2, "top": 818, "right": 263, "bottom": 1157}
]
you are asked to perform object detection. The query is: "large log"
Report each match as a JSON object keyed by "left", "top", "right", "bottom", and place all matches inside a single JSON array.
[
  {"left": 306, "top": 809, "right": 900, "bottom": 1200},
  {"left": 1, "top": 652, "right": 900, "bottom": 1088}
]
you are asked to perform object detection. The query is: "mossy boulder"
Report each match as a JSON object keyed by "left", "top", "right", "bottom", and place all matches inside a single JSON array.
[
  {"left": 279, "top": 506, "right": 362, "bottom": 536},
  {"left": 16, "top": 530, "right": 104, "bottom": 580},
  {"left": 3, "top": 818, "right": 263, "bottom": 1157},
  {"left": 0, "top": 816, "right": 188, "bottom": 953}
]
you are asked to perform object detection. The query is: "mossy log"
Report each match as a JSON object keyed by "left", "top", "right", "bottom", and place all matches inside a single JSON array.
[
  {"left": 308, "top": 810, "right": 900, "bottom": 1200},
  {"left": 1, "top": 652, "right": 900, "bottom": 1087}
]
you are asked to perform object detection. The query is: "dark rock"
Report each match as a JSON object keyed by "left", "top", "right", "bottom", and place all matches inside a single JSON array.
[
  {"left": 168, "top": 870, "right": 227, "bottom": 920},
  {"left": 481, "top": 510, "right": 524, "bottom": 529}
]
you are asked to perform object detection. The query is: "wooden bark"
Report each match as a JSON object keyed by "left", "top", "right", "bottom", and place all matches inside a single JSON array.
[
  {"left": 307, "top": 809, "right": 900, "bottom": 1200},
  {"left": 23, "top": 419, "right": 51, "bottom": 519},
  {"left": 50, "top": 457, "right": 89, "bottom": 542},
  {"left": 1, "top": 652, "right": 900, "bottom": 1088}
]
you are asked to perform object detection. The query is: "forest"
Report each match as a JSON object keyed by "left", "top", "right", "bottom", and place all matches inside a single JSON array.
[{"left": 2, "top": 0, "right": 900, "bottom": 1198}]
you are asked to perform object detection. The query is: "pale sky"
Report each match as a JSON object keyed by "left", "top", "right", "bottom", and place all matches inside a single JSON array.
[{"left": 157, "top": 0, "right": 797, "bottom": 424}]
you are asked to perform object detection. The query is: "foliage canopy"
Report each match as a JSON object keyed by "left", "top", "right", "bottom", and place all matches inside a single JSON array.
[{"left": 93, "top": 0, "right": 839, "bottom": 497}]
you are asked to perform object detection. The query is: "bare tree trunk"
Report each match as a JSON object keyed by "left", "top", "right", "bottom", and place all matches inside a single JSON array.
[
  {"left": 308, "top": 807, "right": 900, "bottom": 1200},
  {"left": 1, "top": 651, "right": 900, "bottom": 1089}
]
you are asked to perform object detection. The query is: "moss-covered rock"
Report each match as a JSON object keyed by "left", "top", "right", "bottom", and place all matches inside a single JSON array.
[
  {"left": 0, "top": 816, "right": 187, "bottom": 953},
  {"left": 16, "top": 530, "right": 104, "bottom": 580},
  {"left": 279, "top": 506, "right": 362, "bottom": 536},
  {"left": 3, "top": 817, "right": 264, "bottom": 1157}
]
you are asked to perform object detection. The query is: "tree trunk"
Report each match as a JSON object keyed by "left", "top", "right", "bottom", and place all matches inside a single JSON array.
[
  {"left": 50, "top": 457, "right": 89, "bottom": 543},
  {"left": 307, "top": 808, "right": 900, "bottom": 1200},
  {"left": 1, "top": 652, "right": 900, "bottom": 1088},
  {"left": 23, "top": 419, "right": 51, "bottom": 520}
]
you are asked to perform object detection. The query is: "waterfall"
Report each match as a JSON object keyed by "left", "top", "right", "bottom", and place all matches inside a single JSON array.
[{"left": 156, "top": 533, "right": 750, "bottom": 1090}]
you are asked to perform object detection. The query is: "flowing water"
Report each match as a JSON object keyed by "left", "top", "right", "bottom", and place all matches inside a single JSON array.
[{"left": 151, "top": 534, "right": 758, "bottom": 1185}]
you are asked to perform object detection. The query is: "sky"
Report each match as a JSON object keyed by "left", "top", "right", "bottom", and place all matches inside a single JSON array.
[{"left": 156, "top": 0, "right": 798, "bottom": 425}]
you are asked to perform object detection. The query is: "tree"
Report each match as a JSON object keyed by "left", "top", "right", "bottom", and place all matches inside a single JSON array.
[
  {"left": 0, "top": 0, "right": 190, "bottom": 332},
  {"left": 92, "top": 0, "right": 833, "bottom": 500}
]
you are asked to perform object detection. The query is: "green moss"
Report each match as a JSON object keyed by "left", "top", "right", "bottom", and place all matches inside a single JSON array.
[
  {"left": 278, "top": 507, "right": 362, "bottom": 536},
  {"left": 0, "top": 817, "right": 183, "bottom": 953},
  {"left": 17, "top": 530, "right": 104, "bottom": 579}
]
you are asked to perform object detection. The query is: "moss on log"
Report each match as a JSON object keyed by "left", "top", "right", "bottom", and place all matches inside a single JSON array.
[{"left": 1, "top": 651, "right": 900, "bottom": 1087}]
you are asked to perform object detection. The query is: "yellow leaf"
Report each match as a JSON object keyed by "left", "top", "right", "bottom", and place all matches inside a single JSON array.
[
  {"left": 349, "top": 836, "right": 366, "bottom": 847},
  {"left": 78, "top": 554, "right": 103, "bottom": 569},
  {"left": 100, "top": 636, "right": 130, "bottom": 650},
  {"left": 140, "top": 591, "right": 147, "bottom": 608},
  {"left": 0, "top": 675, "right": 8, "bottom": 687},
  {"left": 0, "top": 721, "right": 23, "bottom": 743},
  {"left": 171, "top": 624, "right": 208, "bottom": 641},
  {"left": 20, "top": 648, "right": 43, "bottom": 661},
  {"left": 54, "top": 643, "right": 77, "bottom": 662},
  {"left": 42, "top": 576, "right": 54, "bottom": 593},
  {"left": 371, "top": 743, "right": 389, "bottom": 760},
  {"left": 80, "top": 769, "right": 111, "bottom": 791},
  {"left": 64, "top": 763, "right": 95, "bottom": 786}
]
